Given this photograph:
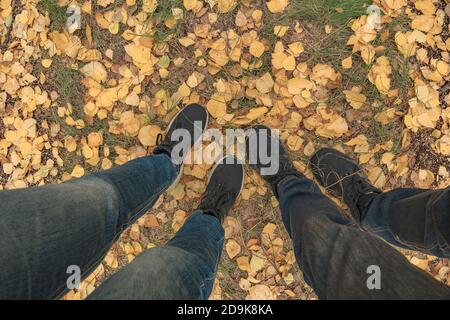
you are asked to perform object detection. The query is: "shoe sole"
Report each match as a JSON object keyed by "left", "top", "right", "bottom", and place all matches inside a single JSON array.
[
  {"left": 166, "top": 106, "right": 210, "bottom": 191},
  {"left": 207, "top": 155, "right": 245, "bottom": 197}
]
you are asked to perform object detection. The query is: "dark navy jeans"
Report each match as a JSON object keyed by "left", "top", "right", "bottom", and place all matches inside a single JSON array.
[
  {"left": 0, "top": 154, "right": 449, "bottom": 299},
  {"left": 0, "top": 154, "right": 224, "bottom": 299},
  {"left": 278, "top": 175, "right": 450, "bottom": 299}
]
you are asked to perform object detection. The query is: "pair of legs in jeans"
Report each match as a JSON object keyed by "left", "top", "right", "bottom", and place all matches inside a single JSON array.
[{"left": 0, "top": 104, "right": 449, "bottom": 299}]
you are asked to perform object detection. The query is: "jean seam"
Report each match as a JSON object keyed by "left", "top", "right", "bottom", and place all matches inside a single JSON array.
[
  {"left": 175, "top": 213, "right": 223, "bottom": 299},
  {"left": 431, "top": 190, "right": 450, "bottom": 251},
  {"left": 196, "top": 231, "right": 223, "bottom": 299},
  {"left": 167, "top": 231, "right": 223, "bottom": 299},
  {"left": 366, "top": 226, "right": 440, "bottom": 253}
]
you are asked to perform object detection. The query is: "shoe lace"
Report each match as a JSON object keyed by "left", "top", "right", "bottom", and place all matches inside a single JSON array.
[{"left": 156, "top": 122, "right": 182, "bottom": 150}]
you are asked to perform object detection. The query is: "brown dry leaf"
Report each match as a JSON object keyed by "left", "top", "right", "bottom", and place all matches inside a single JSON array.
[
  {"left": 341, "top": 56, "right": 353, "bottom": 69},
  {"left": 287, "top": 135, "right": 303, "bottom": 151},
  {"left": 218, "top": 0, "right": 236, "bottom": 13},
  {"left": 436, "top": 61, "right": 450, "bottom": 76},
  {"left": 381, "top": 152, "right": 395, "bottom": 165},
  {"left": 413, "top": 169, "right": 435, "bottom": 189},
  {"left": 172, "top": 210, "right": 187, "bottom": 232},
  {"left": 410, "top": 256, "right": 429, "bottom": 271},
  {"left": 288, "top": 42, "right": 304, "bottom": 56},
  {"left": 249, "top": 40, "right": 265, "bottom": 58},
  {"left": 209, "top": 279, "right": 223, "bottom": 300},
  {"left": 255, "top": 72, "right": 274, "bottom": 94},
  {"left": 70, "top": 165, "right": 85, "bottom": 178},
  {"left": 206, "top": 93, "right": 227, "bottom": 118},
  {"left": 250, "top": 252, "right": 266, "bottom": 273},
  {"left": 411, "top": 15, "right": 435, "bottom": 33},
  {"left": 138, "top": 125, "right": 162, "bottom": 147},
  {"left": 209, "top": 38, "right": 229, "bottom": 67},
  {"left": 125, "top": 42, "right": 155, "bottom": 75},
  {"left": 282, "top": 55, "right": 296, "bottom": 71},
  {"left": 274, "top": 25, "right": 289, "bottom": 37},
  {"left": 64, "top": 136, "right": 77, "bottom": 152},
  {"left": 169, "top": 183, "right": 185, "bottom": 200},
  {"left": 183, "top": 0, "right": 198, "bottom": 10},
  {"left": 88, "top": 132, "right": 103, "bottom": 147},
  {"left": 179, "top": 36, "right": 196, "bottom": 47},
  {"left": 235, "top": 10, "right": 248, "bottom": 27},
  {"left": 368, "top": 56, "right": 392, "bottom": 95},
  {"left": 236, "top": 256, "right": 251, "bottom": 272},
  {"left": 246, "top": 107, "right": 268, "bottom": 121},
  {"left": 415, "top": 0, "right": 436, "bottom": 15},
  {"left": 287, "top": 78, "right": 313, "bottom": 95},
  {"left": 144, "top": 214, "right": 160, "bottom": 228},
  {"left": 247, "top": 285, "right": 277, "bottom": 300},
  {"left": 41, "top": 59, "right": 52, "bottom": 68},
  {"left": 267, "top": 0, "right": 289, "bottom": 13},
  {"left": 262, "top": 223, "right": 277, "bottom": 234},
  {"left": 316, "top": 115, "right": 348, "bottom": 138},
  {"left": 367, "top": 166, "right": 387, "bottom": 189},
  {"left": 310, "top": 64, "right": 341, "bottom": 88},
  {"left": 225, "top": 239, "right": 241, "bottom": 259},
  {"left": 223, "top": 216, "right": 241, "bottom": 239},
  {"left": 343, "top": 89, "right": 367, "bottom": 109}
]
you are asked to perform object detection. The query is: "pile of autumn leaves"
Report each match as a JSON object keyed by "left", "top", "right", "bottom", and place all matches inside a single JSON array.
[{"left": 343, "top": 0, "right": 450, "bottom": 189}]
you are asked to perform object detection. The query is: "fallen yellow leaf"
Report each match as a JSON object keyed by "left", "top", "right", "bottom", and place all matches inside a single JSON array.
[{"left": 267, "top": 0, "right": 289, "bottom": 13}]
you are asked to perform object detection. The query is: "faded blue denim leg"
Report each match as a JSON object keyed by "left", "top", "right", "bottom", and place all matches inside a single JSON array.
[
  {"left": 88, "top": 212, "right": 224, "bottom": 300},
  {"left": 0, "top": 154, "right": 177, "bottom": 299},
  {"left": 277, "top": 175, "right": 450, "bottom": 299},
  {"left": 361, "top": 187, "right": 450, "bottom": 259}
]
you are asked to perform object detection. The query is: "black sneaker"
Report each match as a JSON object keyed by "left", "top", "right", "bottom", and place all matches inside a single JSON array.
[
  {"left": 309, "top": 148, "right": 381, "bottom": 222},
  {"left": 246, "top": 125, "right": 303, "bottom": 197},
  {"left": 154, "top": 103, "right": 209, "bottom": 190},
  {"left": 198, "top": 155, "right": 244, "bottom": 223}
]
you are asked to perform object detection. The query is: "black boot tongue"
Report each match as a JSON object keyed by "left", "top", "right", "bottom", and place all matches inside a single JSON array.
[
  {"left": 198, "top": 184, "right": 236, "bottom": 222},
  {"left": 345, "top": 176, "right": 381, "bottom": 221}
]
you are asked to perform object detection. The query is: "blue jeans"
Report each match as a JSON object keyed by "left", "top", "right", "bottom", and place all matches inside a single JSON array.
[
  {"left": 0, "top": 154, "right": 224, "bottom": 299},
  {"left": 362, "top": 188, "right": 450, "bottom": 258},
  {"left": 278, "top": 175, "right": 450, "bottom": 299}
]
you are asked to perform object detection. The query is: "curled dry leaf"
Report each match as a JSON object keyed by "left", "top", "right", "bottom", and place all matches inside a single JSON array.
[
  {"left": 138, "top": 125, "right": 162, "bottom": 147},
  {"left": 226, "top": 239, "right": 241, "bottom": 259},
  {"left": 266, "top": 0, "right": 289, "bottom": 14},
  {"left": 247, "top": 285, "right": 277, "bottom": 300}
]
